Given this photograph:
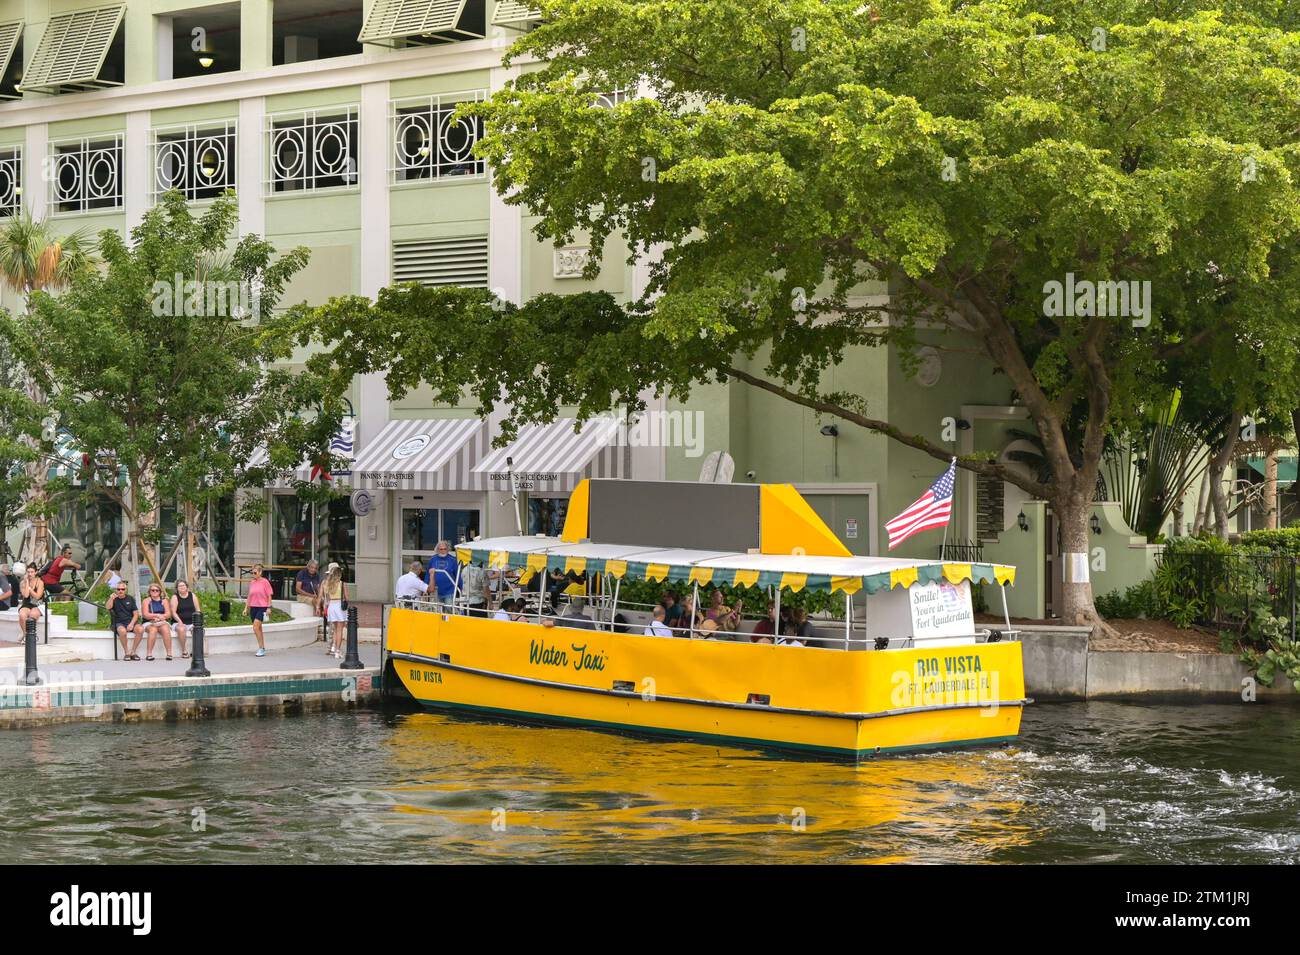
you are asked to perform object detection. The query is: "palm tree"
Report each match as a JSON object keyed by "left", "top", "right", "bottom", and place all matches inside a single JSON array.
[{"left": 0, "top": 210, "right": 96, "bottom": 565}]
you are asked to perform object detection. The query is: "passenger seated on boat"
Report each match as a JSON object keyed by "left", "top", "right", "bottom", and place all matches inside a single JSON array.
[
  {"left": 540, "top": 614, "right": 557, "bottom": 629},
  {"left": 674, "top": 594, "right": 698, "bottom": 635},
  {"left": 695, "top": 619, "right": 720, "bottom": 640},
  {"left": 491, "top": 598, "right": 519, "bottom": 622},
  {"left": 661, "top": 591, "right": 684, "bottom": 627},
  {"left": 704, "top": 591, "right": 743, "bottom": 631},
  {"left": 559, "top": 597, "right": 596, "bottom": 630},
  {"left": 644, "top": 604, "right": 673, "bottom": 638},
  {"left": 751, "top": 606, "right": 777, "bottom": 643}
]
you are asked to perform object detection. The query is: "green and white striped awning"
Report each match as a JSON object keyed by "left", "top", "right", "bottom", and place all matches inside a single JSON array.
[
  {"left": 19, "top": 5, "right": 124, "bottom": 93},
  {"left": 457, "top": 536, "right": 1016, "bottom": 595}
]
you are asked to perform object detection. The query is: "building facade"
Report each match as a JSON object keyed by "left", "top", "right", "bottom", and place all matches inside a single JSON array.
[{"left": 0, "top": 0, "right": 1161, "bottom": 611}]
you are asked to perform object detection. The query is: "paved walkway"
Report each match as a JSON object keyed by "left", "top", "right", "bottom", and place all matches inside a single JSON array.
[{"left": 0, "top": 643, "right": 382, "bottom": 684}]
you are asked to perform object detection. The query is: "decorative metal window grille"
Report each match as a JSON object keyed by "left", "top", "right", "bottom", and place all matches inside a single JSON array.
[
  {"left": 0, "top": 21, "right": 22, "bottom": 99},
  {"left": 392, "top": 236, "right": 489, "bottom": 287},
  {"left": 49, "top": 135, "right": 123, "bottom": 215},
  {"left": 391, "top": 91, "right": 486, "bottom": 185},
  {"left": 19, "top": 5, "right": 124, "bottom": 93},
  {"left": 152, "top": 122, "right": 236, "bottom": 202},
  {"left": 594, "top": 87, "right": 631, "bottom": 109},
  {"left": 491, "top": 1, "right": 539, "bottom": 28},
  {"left": 265, "top": 107, "right": 359, "bottom": 195},
  {"left": 0, "top": 147, "right": 20, "bottom": 217},
  {"left": 359, "top": 0, "right": 485, "bottom": 48}
]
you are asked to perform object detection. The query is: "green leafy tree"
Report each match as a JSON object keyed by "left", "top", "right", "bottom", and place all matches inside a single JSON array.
[
  {"left": 305, "top": 0, "right": 1300, "bottom": 628},
  {"left": 0, "top": 210, "right": 96, "bottom": 564},
  {"left": 1, "top": 192, "right": 343, "bottom": 594}
]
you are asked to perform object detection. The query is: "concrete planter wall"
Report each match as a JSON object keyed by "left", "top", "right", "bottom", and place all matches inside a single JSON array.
[{"left": 43, "top": 617, "right": 323, "bottom": 662}]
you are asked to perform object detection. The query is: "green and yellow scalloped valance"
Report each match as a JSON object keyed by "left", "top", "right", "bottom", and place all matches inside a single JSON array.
[{"left": 457, "top": 545, "right": 1015, "bottom": 594}]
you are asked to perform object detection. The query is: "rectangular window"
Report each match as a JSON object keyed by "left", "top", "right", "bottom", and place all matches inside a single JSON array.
[
  {"left": 272, "top": 495, "right": 356, "bottom": 582},
  {"left": 265, "top": 106, "right": 359, "bottom": 195},
  {"left": 527, "top": 496, "right": 569, "bottom": 536},
  {"left": 274, "top": 0, "right": 363, "bottom": 65},
  {"left": 165, "top": 4, "right": 241, "bottom": 79},
  {"left": 49, "top": 134, "right": 124, "bottom": 215},
  {"left": 0, "top": 147, "right": 20, "bottom": 218},
  {"left": 152, "top": 122, "right": 237, "bottom": 202},
  {"left": 390, "top": 91, "right": 486, "bottom": 185}
]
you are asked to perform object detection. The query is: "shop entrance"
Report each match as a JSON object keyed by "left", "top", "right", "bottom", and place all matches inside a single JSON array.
[{"left": 397, "top": 502, "right": 481, "bottom": 578}]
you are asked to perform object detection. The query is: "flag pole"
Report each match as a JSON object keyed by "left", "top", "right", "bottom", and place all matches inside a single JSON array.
[{"left": 940, "top": 456, "right": 956, "bottom": 559}]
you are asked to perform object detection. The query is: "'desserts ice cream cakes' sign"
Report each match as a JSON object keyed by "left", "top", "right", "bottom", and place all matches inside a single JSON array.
[{"left": 908, "top": 580, "right": 975, "bottom": 643}]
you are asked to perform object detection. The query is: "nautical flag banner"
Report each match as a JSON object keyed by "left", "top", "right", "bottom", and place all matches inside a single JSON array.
[{"left": 885, "top": 459, "right": 956, "bottom": 550}]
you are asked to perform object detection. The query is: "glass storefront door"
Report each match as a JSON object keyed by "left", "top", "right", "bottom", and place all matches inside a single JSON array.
[{"left": 399, "top": 505, "right": 481, "bottom": 575}]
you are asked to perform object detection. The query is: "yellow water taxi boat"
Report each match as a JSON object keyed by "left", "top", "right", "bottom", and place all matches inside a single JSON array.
[{"left": 384, "top": 480, "right": 1027, "bottom": 760}]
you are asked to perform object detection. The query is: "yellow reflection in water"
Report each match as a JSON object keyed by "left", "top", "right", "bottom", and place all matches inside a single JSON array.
[{"left": 376, "top": 713, "right": 1036, "bottom": 863}]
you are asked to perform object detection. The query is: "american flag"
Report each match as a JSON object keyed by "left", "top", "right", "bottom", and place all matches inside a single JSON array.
[{"left": 885, "top": 459, "right": 956, "bottom": 550}]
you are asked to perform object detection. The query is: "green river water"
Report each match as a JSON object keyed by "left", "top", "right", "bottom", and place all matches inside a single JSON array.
[{"left": 1, "top": 700, "right": 1296, "bottom": 863}]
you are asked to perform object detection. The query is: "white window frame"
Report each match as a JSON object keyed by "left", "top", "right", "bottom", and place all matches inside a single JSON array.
[
  {"left": 595, "top": 87, "right": 632, "bottom": 109},
  {"left": 151, "top": 120, "right": 237, "bottom": 203},
  {"left": 48, "top": 133, "right": 124, "bottom": 216},
  {"left": 389, "top": 90, "right": 487, "bottom": 187},
  {"left": 264, "top": 105, "right": 360, "bottom": 197},
  {"left": 0, "top": 146, "right": 21, "bottom": 217}
]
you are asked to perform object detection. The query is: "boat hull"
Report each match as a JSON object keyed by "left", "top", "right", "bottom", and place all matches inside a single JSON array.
[{"left": 386, "top": 609, "right": 1026, "bottom": 760}]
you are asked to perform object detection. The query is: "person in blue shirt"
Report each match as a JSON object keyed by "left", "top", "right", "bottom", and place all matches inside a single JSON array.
[{"left": 426, "top": 540, "right": 460, "bottom": 606}]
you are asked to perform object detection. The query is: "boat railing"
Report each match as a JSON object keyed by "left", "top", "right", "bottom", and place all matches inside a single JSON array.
[{"left": 392, "top": 595, "right": 1020, "bottom": 648}]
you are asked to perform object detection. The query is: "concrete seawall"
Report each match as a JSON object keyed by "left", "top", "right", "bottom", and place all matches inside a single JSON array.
[
  {"left": 1019, "top": 627, "right": 1298, "bottom": 702},
  {"left": 0, "top": 646, "right": 382, "bottom": 728}
]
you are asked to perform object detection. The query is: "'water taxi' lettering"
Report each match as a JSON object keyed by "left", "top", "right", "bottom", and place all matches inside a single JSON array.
[
  {"left": 529, "top": 640, "right": 569, "bottom": 668},
  {"left": 569, "top": 644, "right": 607, "bottom": 673},
  {"left": 528, "top": 640, "right": 607, "bottom": 672}
]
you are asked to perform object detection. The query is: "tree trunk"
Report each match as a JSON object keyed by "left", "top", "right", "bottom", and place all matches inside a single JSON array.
[
  {"left": 1192, "top": 468, "right": 1210, "bottom": 535},
  {"left": 1052, "top": 491, "right": 1106, "bottom": 630},
  {"left": 183, "top": 500, "right": 199, "bottom": 585},
  {"left": 1264, "top": 450, "right": 1278, "bottom": 530},
  {"left": 1209, "top": 414, "right": 1241, "bottom": 539}
]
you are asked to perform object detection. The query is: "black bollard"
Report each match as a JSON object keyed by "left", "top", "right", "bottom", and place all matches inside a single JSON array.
[
  {"left": 23, "top": 617, "right": 41, "bottom": 686},
  {"left": 340, "top": 605, "right": 363, "bottom": 670},
  {"left": 185, "top": 611, "right": 210, "bottom": 678}
]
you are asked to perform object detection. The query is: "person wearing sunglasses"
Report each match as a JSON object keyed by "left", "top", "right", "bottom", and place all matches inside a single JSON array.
[
  {"left": 107, "top": 583, "right": 143, "bottom": 661},
  {"left": 142, "top": 583, "right": 174, "bottom": 661}
]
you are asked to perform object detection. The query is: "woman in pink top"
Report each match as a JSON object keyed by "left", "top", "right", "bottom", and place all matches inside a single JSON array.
[{"left": 244, "top": 563, "right": 273, "bottom": 657}]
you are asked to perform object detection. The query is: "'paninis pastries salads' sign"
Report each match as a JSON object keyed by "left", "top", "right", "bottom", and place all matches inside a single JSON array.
[{"left": 909, "top": 580, "right": 975, "bottom": 640}]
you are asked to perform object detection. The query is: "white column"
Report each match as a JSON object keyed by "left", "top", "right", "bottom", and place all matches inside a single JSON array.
[
  {"left": 123, "top": 111, "right": 151, "bottom": 232},
  {"left": 236, "top": 96, "right": 265, "bottom": 238},
  {"left": 355, "top": 80, "right": 393, "bottom": 601},
  {"left": 155, "top": 16, "right": 174, "bottom": 81},
  {"left": 22, "top": 122, "right": 47, "bottom": 219},
  {"left": 357, "top": 80, "right": 391, "bottom": 441},
  {"left": 487, "top": 64, "right": 522, "bottom": 309}
]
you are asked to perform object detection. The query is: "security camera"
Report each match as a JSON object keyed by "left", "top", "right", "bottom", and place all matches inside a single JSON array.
[
  {"left": 745, "top": 470, "right": 757, "bottom": 480},
  {"left": 820, "top": 424, "right": 839, "bottom": 437}
]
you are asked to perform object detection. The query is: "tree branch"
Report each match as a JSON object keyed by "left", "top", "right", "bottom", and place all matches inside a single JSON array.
[{"left": 724, "top": 366, "right": 1051, "bottom": 498}]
